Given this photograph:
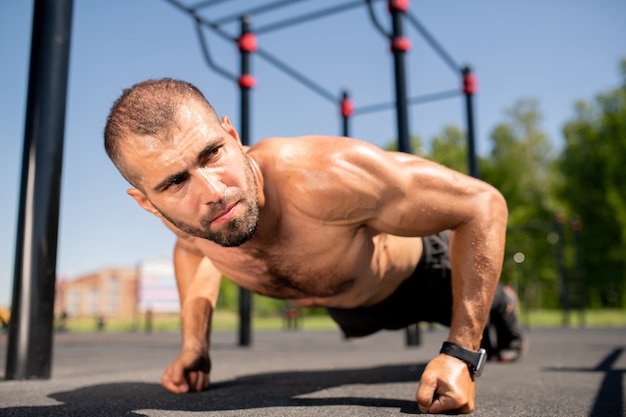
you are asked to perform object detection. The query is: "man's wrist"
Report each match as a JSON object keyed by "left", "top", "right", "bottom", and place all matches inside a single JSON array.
[{"left": 439, "top": 341, "right": 487, "bottom": 377}]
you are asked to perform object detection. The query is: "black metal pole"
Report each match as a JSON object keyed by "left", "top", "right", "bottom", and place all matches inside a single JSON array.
[
  {"left": 6, "top": 0, "right": 74, "bottom": 380},
  {"left": 462, "top": 65, "right": 479, "bottom": 178},
  {"left": 517, "top": 254, "right": 530, "bottom": 329},
  {"left": 571, "top": 218, "right": 585, "bottom": 328},
  {"left": 554, "top": 214, "right": 571, "bottom": 327},
  {"left": 341, "top": 90, "right": 353, "bottom": 137},
  {"left": 389, "top": 1, "right": 411, "bottom": 154},
  {"left": 389, "top": 1, "right": 419, "bottom": 347},
  {"left": 405, "top": 323, "right": 421, "bottom": 347},
  {"left": 239, "top": 16, "right": 254, "bottom": 144},
  {"left": 237, "top": 15, "right": 255, "bottom": 347}
]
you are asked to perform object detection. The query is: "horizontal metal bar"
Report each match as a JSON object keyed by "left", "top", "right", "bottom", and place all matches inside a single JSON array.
[
  {"left": 190, "top": 0, "right": 231, "bottom": 11},
  {"left": 213, "top": 0, "right": 313, "bottom": 26},
  {"left": 255, "top": 0, "right": 364, "bottom": 35},
  {"left": 353, "top": 89, "right": 460, "bottom": 116}
]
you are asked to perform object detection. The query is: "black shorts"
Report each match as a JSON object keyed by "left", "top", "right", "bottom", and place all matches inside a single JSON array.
[{"left": 327, "top": 231, "right": 453, "bottom": 338}]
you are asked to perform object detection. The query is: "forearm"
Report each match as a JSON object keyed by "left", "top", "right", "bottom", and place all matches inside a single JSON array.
[
  {"left": 172, "top": 238, "right": 221, "bottom": 356},
  {"left": 447, "top": 193, "right": 507, "bottom": 349},
  {"left": 180, "top": 296, "right": 213, "bottom": 354}
]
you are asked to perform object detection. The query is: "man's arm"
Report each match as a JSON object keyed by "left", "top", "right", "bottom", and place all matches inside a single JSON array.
[
  {"left": 411, "top": 176, "right": 506, "bottom": 413},
  {"left": 342, "top": 142, "right": 507, "bottom": 413},
  {"left": 161, "top": 228, "right": 222, "bottom": 394}
]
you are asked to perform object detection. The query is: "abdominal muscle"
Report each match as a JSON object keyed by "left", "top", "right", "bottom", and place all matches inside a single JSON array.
[{"left": 289, "top": 234, "right": 424, "bottom": 309}]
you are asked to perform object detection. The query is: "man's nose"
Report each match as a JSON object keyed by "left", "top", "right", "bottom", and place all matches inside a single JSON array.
[{"left": 196, "top": 169, "right": 226, "bottom": 204}]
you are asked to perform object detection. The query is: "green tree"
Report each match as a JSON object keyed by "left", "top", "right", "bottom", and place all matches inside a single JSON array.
[
  {"left": 217, "top": 278, "right": 238, "bottom": 311},
  {"left": 558, "top": 59, "right": 626, "bottom": 308},
  {"left": 429, "top": 125, "right": 469, "bottom": 174},
  {"left": 481, "top": 99, "right": 561, "bottom": 308}
]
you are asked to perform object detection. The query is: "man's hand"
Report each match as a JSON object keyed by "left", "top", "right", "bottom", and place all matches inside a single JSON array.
[
  {"left": 416, "top": 354, "right": 476, "bottom": 414},
  {"left": 162, "top": 349, "right": 212, "bottom": 394}
]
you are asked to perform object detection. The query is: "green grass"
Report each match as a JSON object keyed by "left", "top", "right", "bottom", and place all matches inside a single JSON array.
[
  {"left": 521, "top": 308, "right": 626, "bottom": 328},
  {"left": 56, "top": 311, "right": 341, "bottom": 333},
  {"left": 57, "top": 313, "right": 181, "bottom": 333},
  {"left": 56, "top": 309, "right": 626, "bottom": 334}
]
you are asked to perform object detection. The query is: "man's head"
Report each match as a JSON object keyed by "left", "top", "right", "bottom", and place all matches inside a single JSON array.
[
  {"left": 104, "top": 78, "right": 213, "bottom": 187},
  {"left": 104, "top": 78, "right": 259, "bottom": 247}
]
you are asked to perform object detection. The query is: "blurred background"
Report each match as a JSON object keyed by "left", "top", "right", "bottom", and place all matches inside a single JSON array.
[{"left": 1, "top": 0, "right": 625, "bottom": 331}]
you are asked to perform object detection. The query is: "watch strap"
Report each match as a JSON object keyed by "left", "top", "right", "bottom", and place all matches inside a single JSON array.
[{"left": 440, "top": 341, "right": 487, "bottom": 377}]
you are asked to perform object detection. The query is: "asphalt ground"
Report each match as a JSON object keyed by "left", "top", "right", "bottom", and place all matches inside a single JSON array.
[{"left": 0, "top": 326, "right": 625, "bottom": 416}]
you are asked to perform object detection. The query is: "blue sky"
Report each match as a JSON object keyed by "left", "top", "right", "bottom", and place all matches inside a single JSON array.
[{"left": 1, "top": 0, "right": 625, "bottom": 307}]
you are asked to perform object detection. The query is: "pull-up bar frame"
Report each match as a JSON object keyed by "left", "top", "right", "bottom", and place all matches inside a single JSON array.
[{"left": 166, "top": 0, "right": 480, "bottom": 346}]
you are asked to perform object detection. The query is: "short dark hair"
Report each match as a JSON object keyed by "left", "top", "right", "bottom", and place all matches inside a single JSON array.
[{"left": 104, "top": 78, "right": 216, "bottom": 186}]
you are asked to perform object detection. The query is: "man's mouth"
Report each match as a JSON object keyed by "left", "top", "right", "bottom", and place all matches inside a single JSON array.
[{"left": 210, "top": 202, "right": 238, "bottom": 225}]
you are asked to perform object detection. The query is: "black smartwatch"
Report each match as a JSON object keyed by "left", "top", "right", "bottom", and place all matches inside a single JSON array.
[{"left": 440, "top": 341, "right": 487, "bottom": 377}]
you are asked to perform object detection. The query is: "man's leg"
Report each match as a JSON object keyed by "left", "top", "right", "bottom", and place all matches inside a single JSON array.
[
  {"left": 421, "top": 231, "right": 527, "bottom": 360},
  {"left": 485, "top": 284, "right": 527, "bottom": 361}
]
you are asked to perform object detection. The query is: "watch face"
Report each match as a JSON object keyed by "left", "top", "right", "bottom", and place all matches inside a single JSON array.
[{"left": 474, "top": 348, "right": 487, "bottom": 377}]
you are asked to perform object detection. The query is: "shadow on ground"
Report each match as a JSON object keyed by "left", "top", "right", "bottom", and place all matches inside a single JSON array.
[
  {"left": 543, "top": 347, "right": 625, "bottom": 417},
  {"left": 1, "top": 363, "right": 426, "bottom": 416}
]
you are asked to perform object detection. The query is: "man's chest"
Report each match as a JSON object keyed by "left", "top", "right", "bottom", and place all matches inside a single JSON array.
[{"left": 203, "top": 225, "right": 375, "bottom": 299}]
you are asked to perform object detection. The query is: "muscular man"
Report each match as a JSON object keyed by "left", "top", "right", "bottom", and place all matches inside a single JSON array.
[{"left": 104, "top": 78, "right": 523, "bottom": 414}]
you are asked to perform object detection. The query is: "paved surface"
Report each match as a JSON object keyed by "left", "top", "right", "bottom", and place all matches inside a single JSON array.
[{"left": 0, "top": 326, "right": 625, "bottom": 416}]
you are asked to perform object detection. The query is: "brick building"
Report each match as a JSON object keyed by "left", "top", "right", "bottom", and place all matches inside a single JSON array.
[
  {"left": 55, "top": 267, "right": 139, "bottom": 318},
  {"left": 54, "top": 259, "right": 180, "bottom": 319}
]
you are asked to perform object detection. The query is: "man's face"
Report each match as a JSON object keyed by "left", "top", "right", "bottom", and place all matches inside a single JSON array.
[{"left": 124, "top": 101, "right": 259, "bottom": 247}]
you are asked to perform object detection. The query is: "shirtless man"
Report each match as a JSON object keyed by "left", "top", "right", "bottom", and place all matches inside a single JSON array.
[{"left": 104, "top": 78, "right": 521, "bottom": 414}]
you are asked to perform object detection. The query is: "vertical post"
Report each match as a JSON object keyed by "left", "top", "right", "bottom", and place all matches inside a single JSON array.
[
  {"left": 237, "top": 15, "right": 256, "bottom": 347},
  {"left": 571, "top": 218, "right": 585, "bottom": 328},
  {"left": 340, "top": 90, "right": 353, "bottom": 137},
  {"left": 513, "top": 252, "right": 529, "bottom": 328},
  {"left": 405, "top": 323, "right": 421, "bottom": 347},
  {"left": 554, "top": 214, "right": 570, "bottom": 327},
  {"left": 462, "top": 65, "right": 479, "bottom": 178},
  {"left": 389, "top": 0, "right": 411, "bottom": 154},
  {"left": 390, "top": 0, "right": 419, "bottom": 346},
  {"left": 6, "top": 0, "right": 74, "bottom": 380}
]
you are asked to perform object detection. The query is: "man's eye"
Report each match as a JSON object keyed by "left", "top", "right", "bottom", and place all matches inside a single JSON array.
[
  {"left": 207, "top": 146, "right": 221, "bottom": 160},
  {"left": 168, "top": 174, "right": 187, "bottom": 188}
]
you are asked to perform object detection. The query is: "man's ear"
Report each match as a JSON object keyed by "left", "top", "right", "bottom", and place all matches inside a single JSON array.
[
  {"left": 221, "top": 115, "right": 241, "bottom": 144},
  {"left": 127, "top": 188, "right": 163, "bottom": 218}
]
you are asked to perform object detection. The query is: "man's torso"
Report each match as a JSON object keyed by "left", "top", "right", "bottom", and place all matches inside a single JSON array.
[
  {"left": 189, "top": 136, "right": 425, "bottom": 309},
  {"left": 193, "top": 225, "right": 423, "bottom": 308}
]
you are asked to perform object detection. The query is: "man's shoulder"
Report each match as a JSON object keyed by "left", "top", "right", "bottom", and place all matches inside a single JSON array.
[
  {"left": 250, "top": 136, "right": 398, "bottom": 222},
  {"left": 251, "top": 135, "right": 345, "bottom": 150},
  {"left": 250, "top": 135, "right": 384, "bottom": 164}
]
